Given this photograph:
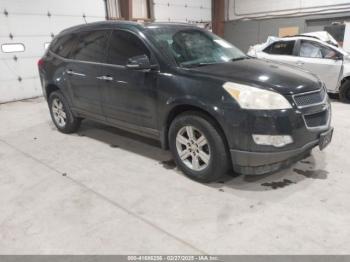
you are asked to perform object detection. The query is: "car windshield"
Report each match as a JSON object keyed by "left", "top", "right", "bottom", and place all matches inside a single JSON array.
[{"left": 145, "top": 26, "right": 246, "bottom": 67}]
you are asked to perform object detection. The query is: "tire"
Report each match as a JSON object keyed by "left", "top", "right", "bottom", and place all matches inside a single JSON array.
[
  {"left": 327, "top": 92, "right": 339, "bottom": 100},
  {"left": 340, "top": 80, "right": 350, "bottom": 103},
  {"left": 169, "top": 111, "right": 230, "bottom": 183},
  {"left": 48, "top": 90, "right": 81, "bottom": 133}
]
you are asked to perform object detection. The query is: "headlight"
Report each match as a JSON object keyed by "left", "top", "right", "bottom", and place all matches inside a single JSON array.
[{"left": 223, "top": 82, "right": 292, "bottom": 110}]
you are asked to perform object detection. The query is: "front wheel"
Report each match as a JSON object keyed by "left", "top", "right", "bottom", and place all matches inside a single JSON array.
[
  {"left": 48, "top": 91, "right": 81, "bottom": 133},
  {"left": 169, "top": 112, "right": 230, "bottom": 183}
]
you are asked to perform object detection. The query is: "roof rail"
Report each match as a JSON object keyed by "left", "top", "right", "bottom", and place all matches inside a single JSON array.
[
  {"left": 293, "top": 34, "right": 320, "bottom": 40},
  {"left": 283, "top": 34, "right": 320, "bottom": 40}
]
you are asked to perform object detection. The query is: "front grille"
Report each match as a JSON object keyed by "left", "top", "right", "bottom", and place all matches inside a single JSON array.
[
  {"left": 304, "top": 110, "right": 329, "bottom": 128},
  {"left": 293, "top": 88, "right": 326, "bottom": 107}
]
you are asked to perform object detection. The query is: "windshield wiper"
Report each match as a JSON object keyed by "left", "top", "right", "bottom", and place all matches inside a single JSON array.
[
  {"left": 182, "top": 62, "right": 218, "bottom": 68},
  {"left": 231, "top": 56, "right": 248, "bottom": 62}
]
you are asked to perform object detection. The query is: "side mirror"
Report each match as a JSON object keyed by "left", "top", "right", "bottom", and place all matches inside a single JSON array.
[
  {"left": 335, "top": 54, "right": 343, "bottom": 60},
  {"left": 125, "top": 54, "right": 157, "bottom": 70},
  {"left": 325, "top": 53, "right": 343, "bottom": 61}
]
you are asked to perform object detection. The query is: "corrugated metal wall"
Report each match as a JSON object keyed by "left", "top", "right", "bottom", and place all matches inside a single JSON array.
[
  {"left": 224, "top": 0, "right": 350, "bottom": 52},
  {"left": 224, "top": 12, "right": 350, "bottom": 53},
  {"left": 154, "top": 0, "right": 211, "bottom": 23},
  {"left": 0, "top": 0, "right": 106, "bottom": 103},
  {"left": 228, "top": 0, "right": 350, "bottom": 20}
]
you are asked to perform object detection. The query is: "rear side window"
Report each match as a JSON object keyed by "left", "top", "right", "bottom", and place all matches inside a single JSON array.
[
  {"left": 107, "top": 30, "right": 150, "bottom": 65},
  {"left": 264, "top": 40, "right": 295, "bottom": 55},
  {"left": 71, "top": 30, "right": 110, "bottom": 63},
  {"left": 50, "top": 34, "right": 78, "bottom": 58}
]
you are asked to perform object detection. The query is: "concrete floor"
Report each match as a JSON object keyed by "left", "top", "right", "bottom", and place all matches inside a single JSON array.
[{"left": 0, "top": 97, "right": 349, "bottom": 255}]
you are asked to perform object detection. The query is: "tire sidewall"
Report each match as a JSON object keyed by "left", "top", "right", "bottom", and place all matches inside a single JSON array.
[
  {"left": 169, "top": 113, "right": 228, "bottom": 183},
  {"left": 48, "top": 91, "right": 76, "bottom": 133},
  {"left": 340, "top": 81, "right": 350, "bottom": 103}
]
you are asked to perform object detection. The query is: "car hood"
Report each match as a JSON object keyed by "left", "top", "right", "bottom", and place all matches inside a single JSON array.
[{"left": 188, "top": 58, "right": 322, "bottom": 95}]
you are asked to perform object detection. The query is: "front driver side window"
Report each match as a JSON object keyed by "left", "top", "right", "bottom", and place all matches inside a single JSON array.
[
  {"left": 299, "top": 41, "right": 322, "bottom": 58},
  {"left": 299, "top": 40, "right": 340, "bottom": 59}
]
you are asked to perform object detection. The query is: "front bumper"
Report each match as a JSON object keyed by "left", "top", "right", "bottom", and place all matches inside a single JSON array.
[
  {"left": 224, "top": 89, "right": 332, "bottom": 175},
  {"left": 230, "top": 139, "right": 319, "bottom": 175}
]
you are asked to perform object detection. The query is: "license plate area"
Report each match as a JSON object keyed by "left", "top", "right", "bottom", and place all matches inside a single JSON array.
[{"left": 319, "top": 128, "right": 333, "bottom": 150}]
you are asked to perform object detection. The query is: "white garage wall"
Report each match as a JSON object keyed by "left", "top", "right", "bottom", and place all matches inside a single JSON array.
[
  {"left": 228, "top": 0, "right": 350, "bottom": 20},
  {"left": 153, "top": 0, "right": 211, "bottom": 23},
  {"left": 0, "top": 0, "right": 105, "bottom": 103}
]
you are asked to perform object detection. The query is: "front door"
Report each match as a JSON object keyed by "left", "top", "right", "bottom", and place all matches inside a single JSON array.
[
  {"left": 99, "top": 30, "right": 158, "bottom": 132},
  {"left": 295, "top": 40, "right": 342, "bottom": 92}
]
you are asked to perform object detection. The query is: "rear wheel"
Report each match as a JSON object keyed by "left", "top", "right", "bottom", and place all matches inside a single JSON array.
[
  {"left": 48, "top": 91, "right": 81, "bottom": 133},
  {"left": 339, "top": 80, "right": 350, "bottom": 103},
  {"left": 169, "top": 112, "right": 229, "bottom": 183}
]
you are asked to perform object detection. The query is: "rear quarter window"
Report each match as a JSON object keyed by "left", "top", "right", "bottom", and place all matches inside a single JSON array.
[{"left": 50, "top": 33, "right": 79, "bottom": 58}]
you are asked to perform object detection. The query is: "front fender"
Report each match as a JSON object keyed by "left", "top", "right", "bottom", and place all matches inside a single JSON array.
[
  {"left": 164, "top": 95, "right": 226, "bottom": 125},
  {"left": 159, "top": 95, "right": 228, "bottom": 149}
]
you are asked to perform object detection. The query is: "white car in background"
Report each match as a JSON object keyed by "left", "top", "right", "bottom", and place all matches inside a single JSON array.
[{"left": 248, "top": 32, "right": 350, "bottom": 102}]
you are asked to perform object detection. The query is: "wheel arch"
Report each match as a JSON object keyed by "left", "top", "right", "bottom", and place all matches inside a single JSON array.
[
  {"left": 45, "top": 83, "right": 60, "bottom": 100},
  {"left": 45, "top": 82, "right": 77, "bottom": 116},
  {"left": 339, "top": 75, "right": 350, "bottom": 102},
  {"left": 160, "top": 103, "right": 230, "bottom": 156},
  {"left": 341, "top": 75, "right": 350, "bottom": 85}
]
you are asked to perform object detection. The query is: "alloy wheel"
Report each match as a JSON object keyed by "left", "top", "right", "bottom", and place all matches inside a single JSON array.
[
  {"left": 175, "top": 125, "right": 211, "bottom": 171},
  {"left": 51, "top": 98, "right": 67, "bottom": 127}
]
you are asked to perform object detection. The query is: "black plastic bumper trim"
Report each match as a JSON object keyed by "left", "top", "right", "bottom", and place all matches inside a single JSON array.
[{"left": 230, "top": 140, "right": 320, "bottom": 175}]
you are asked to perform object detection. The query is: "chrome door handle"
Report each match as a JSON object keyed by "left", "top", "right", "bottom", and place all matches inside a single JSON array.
[
  {"left": 96, "top": 75, "right": 114, "bottom": 81},
  {"left": 66, "top": 69, "right": 86, "bottom": 77}
]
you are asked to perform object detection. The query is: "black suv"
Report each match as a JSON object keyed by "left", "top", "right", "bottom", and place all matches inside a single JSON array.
[{"left": 38, "top": 21, "right": 333, "bottom": 183}]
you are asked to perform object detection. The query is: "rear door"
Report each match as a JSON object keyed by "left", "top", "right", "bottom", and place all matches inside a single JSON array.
[
  {"left": 65, "top": 30, "right": 110, "bottom": 119},
  {"left": 99, "top": 30, "right": 158, "bottom": 132},
  {"left": 295, "top": 40, "right": 343, "bottom": 92},
  {"left": 259, "top": 40, "right": 299, "bottom": 65}
]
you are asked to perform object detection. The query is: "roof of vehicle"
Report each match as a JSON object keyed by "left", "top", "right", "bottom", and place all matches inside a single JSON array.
[
  {"left": 278, "top": 31, "right": 338, "bottom": 45},
  {"left": 277, "top": 35, "right": 328, "bottom": 42},
  {"left": 277, "top": 36, "right": 347, "bottom": 54},
  {"left": 300, "top": 31, "right": 339, "bottom": 46},
  {"left": 59, "top": 20, "right": 198, "bottom": 35},
  {"left": 251, "top": 34, "right": 348, "bottom": 56}
]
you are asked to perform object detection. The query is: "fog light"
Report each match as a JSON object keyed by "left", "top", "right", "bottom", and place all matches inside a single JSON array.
[{"left": 252, "top": 134, "right": 293, "bottom": 147}]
